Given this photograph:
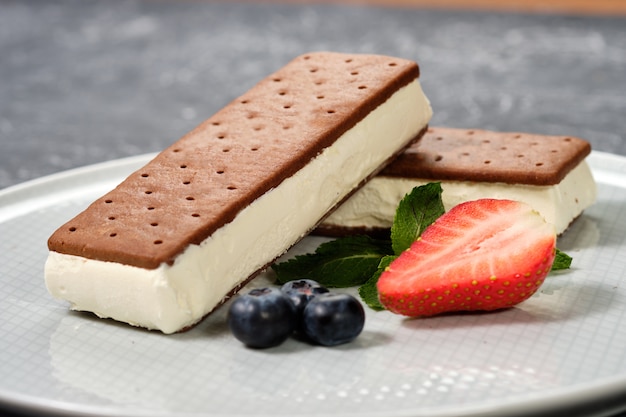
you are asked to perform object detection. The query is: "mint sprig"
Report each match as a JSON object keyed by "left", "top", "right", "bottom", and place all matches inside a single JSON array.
[{"left": 271, "top": 182, "right": 572, "bottom": 310}]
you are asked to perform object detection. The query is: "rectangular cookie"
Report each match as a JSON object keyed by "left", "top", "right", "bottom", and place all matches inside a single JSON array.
[
  {"left": 318, "top": 126, "right": 596, "bottom": 236},
  {"left": 44, "top": 52, "right": 433, "bottom": 333}
]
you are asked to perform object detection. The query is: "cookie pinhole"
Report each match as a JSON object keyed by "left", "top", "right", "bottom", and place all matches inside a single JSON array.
[
  {"left": 222, "top": 148, "right": 230, "bottom": 153},
  {"left": 273, "top": 78, "right": 281, "bottom": 82},
  {"left": 484, "top": 160, "right": 492, "bottom": 165},
  {"left": 278, "top": 91, "right": 287, "bottom": 96},
  {"left": 435, "top": 155, "right": 443, "bottom": 162},
  {"left": 144, "top": 190, "right": 153, "bottom": 195},
  {"left": 217, "top": 134, "right": 226, "bottom": 139},
  {"left": 172, "top": 148, "right": 182, "bottom": 153},
  {"left": 564, "top": 137, "right": 572, "bottom": 142},
  {"left": 105, "top": 199, "right": 113, "bottom": 204},
  {"left": 358, "top": 85, "right": 367, "bottom": 90},
  {"left": 309, "top": 68, "right": 318, "bottom": 73},
  {"left": 109, "top": 233, "right": 117, "bottom": 237},
  {"left": 154, "top": 240, "right": 163, "bottom": 245},
  {"left": 482, "top": 140, "right": 490, "bottom": 144},
  {"left": 183, "top": 180, "right": 191, "bottom": 185},
  {"left": 517, "top": 154, "right": 525, "bottom": 158},
  {"left": 467, "top": 131, "right": 475, "bottom": 135},
  {"left": 317, "top": 95, "right": 325, "bottom": 99},
  {"left": 191, "top": 213, "right": 200, "bottom": 218},
  {"left": 180, "top": 164, "right": 187, "bottom": 169},
  {"left": 141, "top": 173, "right": 149, "bottom": 178},
  {"left": 350, "top": 71, "right": 359, "bottom": 76},
  {"left": 327, "top": 110, "right": 336, "bottom": 114},
  {"left": 513, "top": 134, "right": 522, "bottom": 139},
  {"left": 216, "top": 170, "right": 225, "bottom": 175},
  {"left": 150, "top": 222, "right": 158, "bottom": 227},
  {"left": 345, "top": 58, "right": 353, "bottom": 63},
  {"left": 211, "top": 121, "right": 220, "bottom": 126},
  {"left": 186, "top": 196, "right": 195, "bottom": 201},
  {"left": 69, "top": 226, "right": 77, "bottom": 232},
  {"left": 251, "top": 147, "right": 259, "bottom": 152},
  {"left": 227, "top": 186, "right": 237, "bottom": 190},
  {"left": 147, "top": 207, "right": 155, "bottom": 211},
  {"left": 388, "top": 62, "right": 397, "bottom": 67},
  {"left": 536, "top": 162, "right": 544, "bottom": 167},
  {"left": 283, "top": 105, "right": 291, "bottom": 109},
  {"left": 108, "top": 216, "right": 116, "bottom": 220}
]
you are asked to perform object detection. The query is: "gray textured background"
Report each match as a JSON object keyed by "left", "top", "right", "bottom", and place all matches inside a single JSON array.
[{"left": 1, "top": 0, "right": 625, "bottom": 191}]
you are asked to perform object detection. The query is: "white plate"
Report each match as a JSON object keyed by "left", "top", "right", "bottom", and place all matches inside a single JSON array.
[{"left": 1, "top": 151, "right": 625, "bottom": 417}]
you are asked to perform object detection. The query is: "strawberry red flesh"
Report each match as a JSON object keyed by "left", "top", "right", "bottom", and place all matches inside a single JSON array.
[{"left": 377, "top": 199, "right": 556, "bottom": 317}]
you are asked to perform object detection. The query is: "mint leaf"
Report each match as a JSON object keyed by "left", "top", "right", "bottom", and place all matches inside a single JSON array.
[
  {"left": 551, "top": 248, "right": 572, "bottom": 271},
  {"left": 391, "top": 182, "right": 445, "bottom": 255},
  {"left": 272, "top": 235, "right": 392, "bottom": 288},
  {"left": 358, "top": 255, "right": 397, "bottom": 310}
]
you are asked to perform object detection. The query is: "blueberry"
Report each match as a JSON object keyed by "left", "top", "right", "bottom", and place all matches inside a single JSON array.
[
  {"left": 227, "top": 287, "right": 296, "bottom": 349},
  {"left": 280, "top": 279, "right": 329, "bottom": 316},
  {"left": 302, "top": 293, "right": 365, "bottom": 346}
]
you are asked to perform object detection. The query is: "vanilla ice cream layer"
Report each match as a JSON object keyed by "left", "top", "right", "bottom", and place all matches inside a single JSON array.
[
  {"left": 45, "top": 79, "right": 433, "bottom": 334},
  {"left": 322, "top": 160, "right": 596, "bottom": 236}
]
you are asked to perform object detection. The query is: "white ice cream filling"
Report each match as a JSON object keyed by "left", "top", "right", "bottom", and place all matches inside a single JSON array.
[
  {"left": 322, "top": 160, "right": 597, "bottom": 236},
  {"left": 45, "top": 78, "right": 433, "bottom": 334}
]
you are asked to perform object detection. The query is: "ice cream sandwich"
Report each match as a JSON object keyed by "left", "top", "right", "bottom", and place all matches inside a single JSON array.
[
  {"left": 44, "top": 52, "right": 433, "bottom": 333},
  {"left": 318, "top": 127, "right": 596, "bottom": 237}
]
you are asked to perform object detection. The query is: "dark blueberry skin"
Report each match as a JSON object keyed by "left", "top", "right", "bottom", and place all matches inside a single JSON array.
[
  {"left": 227, "top": 287, "right": 297, "bottom": 349},
  {"left": 302, "top": 293, "right": 365, "bottom": 346},
  {"left": 280, "top": 279, "right": 330, "bottom": 316}
]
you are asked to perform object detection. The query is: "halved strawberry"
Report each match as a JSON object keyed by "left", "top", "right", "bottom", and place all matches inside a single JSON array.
[{"left": 377, "top": 199, "right": 556, "bottom": 317}]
